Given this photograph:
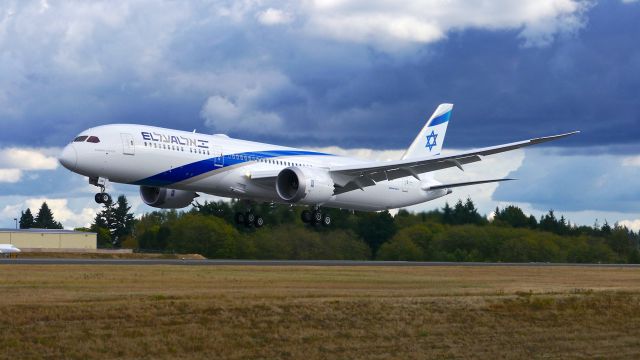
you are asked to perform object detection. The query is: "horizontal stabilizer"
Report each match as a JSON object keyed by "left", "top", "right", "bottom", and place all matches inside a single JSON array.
[{"left": 422, "top": 178, "right": 515, "bottom": 191}]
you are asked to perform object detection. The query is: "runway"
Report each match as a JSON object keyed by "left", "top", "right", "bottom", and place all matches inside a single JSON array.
[{"left": 1, "top": 258, "right": 640, "bottom": 267}]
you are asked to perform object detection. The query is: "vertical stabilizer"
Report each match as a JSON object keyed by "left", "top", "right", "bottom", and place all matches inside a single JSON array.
[{"left": 401, "top": 103, "right": 453, "bottom": 160}]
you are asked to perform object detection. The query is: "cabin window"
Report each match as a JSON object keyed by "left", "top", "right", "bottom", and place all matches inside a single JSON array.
[
  {"left": 86, "top": 136, "right": 100, "bottom": 143},
  {"left": 73, "top": 136, "right": 88, "bottom": 142}
]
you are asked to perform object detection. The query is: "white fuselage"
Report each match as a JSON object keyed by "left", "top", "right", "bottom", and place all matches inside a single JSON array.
[{"left": 59, "top": 124, "right": 449, "bottom": 211}]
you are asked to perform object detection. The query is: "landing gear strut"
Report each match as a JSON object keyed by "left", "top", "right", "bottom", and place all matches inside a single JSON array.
[{"left": 90, "top": 177, "right": 112, "bottom": 205}]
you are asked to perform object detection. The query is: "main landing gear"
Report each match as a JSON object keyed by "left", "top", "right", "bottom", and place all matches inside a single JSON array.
[
  {"left": 301, "top": 209, "right": 331, "bottom": 227},
  {"left": 234, "top": 211, "right": 265, "bottom": 228},
  {"left": 90, "top": 177, "right": 112, "bottom": 205}
]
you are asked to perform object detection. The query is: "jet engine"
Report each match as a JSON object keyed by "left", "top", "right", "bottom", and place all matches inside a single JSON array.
[
  {"left": 276, "top": 167, "right": 335, "bottom": 204},
  {"left": 140, "top": 186, "right": 198, "bottom": 209}
]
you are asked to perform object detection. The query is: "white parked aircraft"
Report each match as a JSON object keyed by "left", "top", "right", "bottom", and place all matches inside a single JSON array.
[
  {"left": 0, "top": 244, "right": 21, "bottom": 257},
  {"left": 59, "top": 104, "right": 577, "bottom": 227}
]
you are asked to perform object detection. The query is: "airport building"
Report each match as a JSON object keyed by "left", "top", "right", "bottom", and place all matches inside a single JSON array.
[{"left": 0, "top": 229, "right": 97, "bottom": 251}]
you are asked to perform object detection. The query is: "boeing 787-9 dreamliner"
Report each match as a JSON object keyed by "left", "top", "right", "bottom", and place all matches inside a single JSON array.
[{"left": 59, "top": 104, "right": 578, "bottom": 227}]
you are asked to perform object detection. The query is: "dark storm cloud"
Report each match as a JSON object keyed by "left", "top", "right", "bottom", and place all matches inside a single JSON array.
[{"left": 0, "top": 1, "right": 637, "bottom": 152}]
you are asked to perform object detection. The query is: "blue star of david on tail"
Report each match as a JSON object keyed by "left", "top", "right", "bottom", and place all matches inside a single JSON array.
[{"left": 425, "top": 130, "right": 438, "bottom": 151}]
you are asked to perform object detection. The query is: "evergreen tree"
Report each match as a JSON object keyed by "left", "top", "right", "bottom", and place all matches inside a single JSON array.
[
  {"left": 33, "top": 202, "right": 63, "bottom": 229},
  {"left": 449, "top": 198, "right": 484, "bottom": 225},
  {"left": 539, "top": 210, "right": 558, "bottom": 233},
  {"left": 19, "top": 208, "right": 35, "bottom": 229},
  {"left": 355, "top": 211, "right": 396, "bottom": 257},
  {"left": 91, "top": 195, "right": 136, "bottom": 247},
  {"left": 111, "top": 195, "right": 136, "bottom": 247},
  {"left": 601, "top": 220, "right": 612, "bottom": 236},
  {"left": 452, "top": 200, "right": 465, "bottom": 224},
  {"left": 442, "top": 202, "right": 453, "bottom": 224},
  {"left": 494, "top": 205, "right": 529, "bottom": 228},
  {"left": 91, "top": 202, "right": 112, "bottom": 247}
]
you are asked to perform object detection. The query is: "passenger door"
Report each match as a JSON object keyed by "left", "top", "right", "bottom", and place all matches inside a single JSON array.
[{"left": 121, "top": 133, "right": 135, "bottom": 155}]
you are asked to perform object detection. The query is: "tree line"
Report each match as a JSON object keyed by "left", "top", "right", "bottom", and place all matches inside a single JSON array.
[
  {"left": 19, "top": 196, "right": 640, "bottom": 263},
  {"left": 18, "top": 203, "right": 63, "bottom": 229}
]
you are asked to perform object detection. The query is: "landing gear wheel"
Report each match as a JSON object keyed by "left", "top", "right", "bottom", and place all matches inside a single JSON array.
[
  {"left": 234, "top": 212, "right": 245, "bottom": 225},
  {"left": 321, "top": 214, "right": 331, "bottom": 227},
  {"left": 95, "top": 193, "right": 111, "bottom": 204},
  {"left": 244, "top": 212, "right": 256, "bottom": 227},
  {"left": 301, "top": 210, "right": 312, "bottom": 223},
  {"left": 254, "top": 216, "right": 264, "bottom": 228},
  {"left": 312, "top": 210, "right": 323, "bottom": 226}
]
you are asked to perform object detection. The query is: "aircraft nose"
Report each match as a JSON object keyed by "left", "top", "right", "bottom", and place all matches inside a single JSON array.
[{"left": 59, "top": 144, "right": 77, "bottom": 170}]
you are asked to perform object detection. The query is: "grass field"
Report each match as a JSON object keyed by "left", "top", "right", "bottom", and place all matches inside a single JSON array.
[{"left": 1, "top": 265, "right": 640, "bottom": 359}]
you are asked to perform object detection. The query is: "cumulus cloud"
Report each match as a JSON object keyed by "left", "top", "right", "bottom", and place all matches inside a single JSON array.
[
  {"left": 0, "top": 0, "right": 633, "bottom": 148},
  {"left": 200, "top": 95, "right": 284, "bottom": 133},
  {"left": 622, "top": 156, "right": 640, "bottom": 167},
  {"left": 197, "top": 70, "right": 291, "bottom": 134},
  {"left": 0, "top": 169, "right": 22, "bottom": 183},
  {"left": 0, "top": 147, "right": 59, "bottom": 183},
  {"left": 257, "top": 8, "right": 293, "bottom": 25},
  {"left": 0, "top": 147, "right": 59, "bottom": 170},
  {"left": 619, "top": 219, "right": 640, "bottom": 232},
  {"left": 303, "top": 0, "right": 589, "bottom": 50}
]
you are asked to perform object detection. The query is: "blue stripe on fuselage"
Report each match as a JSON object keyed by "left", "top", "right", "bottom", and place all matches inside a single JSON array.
[
  {"left": 132, "top": 150, "right": 332, "bottom": 187},
  {"left": 428, "top": 111, "right": 451, "bottom": 127}
]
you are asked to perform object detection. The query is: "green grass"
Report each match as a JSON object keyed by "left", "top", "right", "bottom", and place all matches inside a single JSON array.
[{"left": 1, "top": 265, "right": 640, "bottom": 359}]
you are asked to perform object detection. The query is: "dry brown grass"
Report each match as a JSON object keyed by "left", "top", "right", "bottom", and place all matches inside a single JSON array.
[{"left": 1, "top": 265, "right": 639, "bottom": 359}]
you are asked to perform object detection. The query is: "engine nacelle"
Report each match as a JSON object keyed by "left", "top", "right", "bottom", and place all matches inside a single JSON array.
[
  {"left": 276, "top": 167, "right": 335, "bottom": 204},
  {"left": 139, "top": 186, "right": 198, "bottom": 209}
]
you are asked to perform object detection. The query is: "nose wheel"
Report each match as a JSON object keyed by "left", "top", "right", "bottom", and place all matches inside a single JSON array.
[
  {"left": 94, "top": 192, "right": 112, "bottom": 204},
  {"left": 90, "top": 177, "right": 112, "bottom": 205}
]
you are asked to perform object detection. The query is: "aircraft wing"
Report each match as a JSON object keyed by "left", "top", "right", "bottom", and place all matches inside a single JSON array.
[{"left": 329, "top": 131, "right": 579, "bottom": 189}]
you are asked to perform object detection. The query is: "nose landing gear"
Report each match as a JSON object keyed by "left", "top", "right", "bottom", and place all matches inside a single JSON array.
[{"left": 90, "top": 177, "right": 112, "bottom": 205}]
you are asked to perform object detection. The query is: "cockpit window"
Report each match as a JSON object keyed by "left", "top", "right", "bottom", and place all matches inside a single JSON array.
[
  {"left": 86, "top": 136, "right": 100, "bottom": 143},
  {"left": 73, "top": 136, "right": 88, "bottom": 142}
]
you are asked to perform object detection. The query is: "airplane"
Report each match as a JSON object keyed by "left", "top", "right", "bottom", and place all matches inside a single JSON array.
[
  {"left": 0, "top": 244, "right": 21, "bottom": 258},
  {"left": 58, "top": 104, "right": 578, "bottom": 228}
]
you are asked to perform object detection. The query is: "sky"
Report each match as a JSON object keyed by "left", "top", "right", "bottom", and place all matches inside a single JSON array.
[{"left": 0, "top": 0, "right": 639, "bottom": 230}]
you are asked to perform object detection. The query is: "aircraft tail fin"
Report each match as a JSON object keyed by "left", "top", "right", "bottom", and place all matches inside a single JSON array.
[{"left": 401, "top": 103, "right": 453, "bottom": 160}]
